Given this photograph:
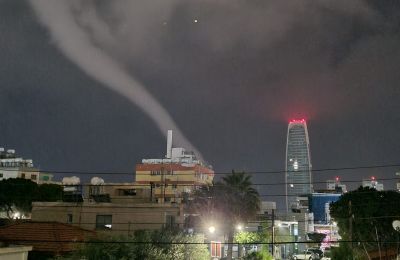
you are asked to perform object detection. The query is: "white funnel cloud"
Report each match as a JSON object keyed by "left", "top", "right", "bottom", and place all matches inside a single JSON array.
[{"left": 29, "top": 0, "right": 203, "bottom": 159}]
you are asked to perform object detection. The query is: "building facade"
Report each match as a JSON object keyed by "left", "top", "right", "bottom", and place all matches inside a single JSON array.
[
  {"left": 362, "top": 177, "right": 384, "bottom": 191},
  {"left": 285, "top": 119, "right": 313, "bottom": 212},
  {"left": 396, "top": 172, "right": 400, "bottom": 192},
  {"left": 326, "top": 177, "right": 347, "bottom": 193},
  {"left": 0, "top": 148, "right": 53, "bottom": 184},
  {"left": 135, "top": 130, "right": 214, "bottom": 203},
  {"left": 308, "top": 193, "right": 341, "bottom": 224},
  {"left": 31, "top": 201, "right": 183, "bottom": 235}
]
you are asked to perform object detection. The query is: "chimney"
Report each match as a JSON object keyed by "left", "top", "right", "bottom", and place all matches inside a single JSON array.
[{"left": 166, "top": 130, "right": 173, "bottom": 159}]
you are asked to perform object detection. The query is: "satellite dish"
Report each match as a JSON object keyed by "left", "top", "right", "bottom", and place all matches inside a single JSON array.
[{"left": 392, "top": 220, "right": 400, "bottom": 231}]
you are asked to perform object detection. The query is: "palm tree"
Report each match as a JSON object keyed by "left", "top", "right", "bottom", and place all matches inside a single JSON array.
[
  {"left": 191, "top": 171, "right": 260, "bottom": 259},
  {"left": 221, "top": 171, "right": 260, "bottom": 259}
]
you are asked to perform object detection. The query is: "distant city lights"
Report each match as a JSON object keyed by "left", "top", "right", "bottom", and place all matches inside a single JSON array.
[{"left": 293, "top": 160, "right": 299, "bottom": 170}]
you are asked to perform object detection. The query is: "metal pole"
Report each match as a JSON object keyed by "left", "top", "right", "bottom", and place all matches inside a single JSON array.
[
  {"left": 349, "top": 200, "right": 352, "bottom": 248},
  {"left": 272, "top": 209, "right": 275, "bottom": 257}
]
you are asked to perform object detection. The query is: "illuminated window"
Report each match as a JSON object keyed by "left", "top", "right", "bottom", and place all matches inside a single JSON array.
[{"left": 96, "top": 215, "right": 112, "bottom": 229}]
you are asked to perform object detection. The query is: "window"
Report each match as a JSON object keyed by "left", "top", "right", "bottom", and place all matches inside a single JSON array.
[
  {"left": 122, "top": 189, "right": 136, "bottom": 196},
  {"left": 67, "top": 214, "right": 73, "bottom": 224},
  {"left": 31, "top": 174, "right": 37, "bottom": 180},
  {"left": 96, "top": 215, "right": 112, "bottom": 229},
  {"left": 89, "top": 186, "right": 101, "bottom": 196},
  {"left": 0, "top": 173, "right": 3, "bottom": 178},
  {"left": 165, "top": 215, "right": 175, "bottom": 228},
  {"left": 21, "top": 173, "right": 25, "bottom": 179}
]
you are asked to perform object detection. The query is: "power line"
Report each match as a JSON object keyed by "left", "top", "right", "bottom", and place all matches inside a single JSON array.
[
  {"left": 1, "top": 162, "right": 399, "bottom": 175},
  {"left": 2, "top": 177, "right": 399, "bottom": 187},
  {"left": 4, "top": 188, "right": 399, "bottom": 200},
  {"left": 2, "top": 239, "right": 399, "bottom": 245}
]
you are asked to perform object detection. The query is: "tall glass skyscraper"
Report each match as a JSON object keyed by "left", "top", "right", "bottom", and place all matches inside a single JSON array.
[{"left": 285, "top": 119, "right": 313, "bottom": 211}]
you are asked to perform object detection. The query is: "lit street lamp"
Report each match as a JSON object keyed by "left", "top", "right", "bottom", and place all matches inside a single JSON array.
[
  {"left": 236, "top": 224, "right": 243, "bottom": 231},
  {"left": 208, "top": 226, "right": 216, "bottom": 234}
]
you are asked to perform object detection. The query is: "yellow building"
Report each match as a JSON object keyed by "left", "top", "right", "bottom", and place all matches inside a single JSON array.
[{"left": 135, "top": 130, "right": 214, "bottom": 203}]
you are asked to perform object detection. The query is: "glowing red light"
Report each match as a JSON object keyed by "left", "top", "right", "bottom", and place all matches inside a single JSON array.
[
  {"left": 289, "top": 118, "right": 307, "bottom": 124},
  {"left": 371, "top": 176, "right": 375, "bottom": 180},
  {"left": 335, "top": 176, "right": 339, "bottom": 182}
]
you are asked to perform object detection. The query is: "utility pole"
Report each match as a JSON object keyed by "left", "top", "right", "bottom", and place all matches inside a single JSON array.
[
  {"left": 349, "top": 200, "right": 353, "bottom": 248},
  {"left": 150, "top": 182, "right": 154, "bottom": 202},
  {"left": 272, "top": 209, "right": 275, "bottom": 257}
]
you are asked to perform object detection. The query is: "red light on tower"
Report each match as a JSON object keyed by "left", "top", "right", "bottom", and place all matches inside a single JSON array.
[
  {"left": 371, "top": 176, "right": 376, "bottom": 181},
  {"left": 335, "top": 176, "right": 339, "bottom": 182},
  {"left": 289, "top": 119, "right": 307, "bottom": 124}
]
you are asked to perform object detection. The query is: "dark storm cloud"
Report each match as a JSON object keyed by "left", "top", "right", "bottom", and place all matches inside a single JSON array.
[
  {"left": 29, "top": 0, "right": 204, "bottom": 161},
  {"left": 1, "top": 1, "right": 400, "bottom": 208}
]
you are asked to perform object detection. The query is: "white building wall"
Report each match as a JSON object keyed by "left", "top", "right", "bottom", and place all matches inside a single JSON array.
[
  {"left": 0, "top": 246, "right": 32, "bottom": 260},
  {"left": 0, "top": 169, "right": 18, "bottom": 180}
]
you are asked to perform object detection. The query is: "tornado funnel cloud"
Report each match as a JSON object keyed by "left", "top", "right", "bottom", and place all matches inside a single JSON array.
[{"left": 29, "top": 0, "right": 203, "bottom": 159}]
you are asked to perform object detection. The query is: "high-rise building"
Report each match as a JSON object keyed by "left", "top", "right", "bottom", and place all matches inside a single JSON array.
[{"left": 285, "top": 119, "right": 313, "bottom": 211}]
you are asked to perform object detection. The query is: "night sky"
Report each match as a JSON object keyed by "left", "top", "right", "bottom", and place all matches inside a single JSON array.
[{"left": 1, "top": 1, "right": 400, "bottom": 210}]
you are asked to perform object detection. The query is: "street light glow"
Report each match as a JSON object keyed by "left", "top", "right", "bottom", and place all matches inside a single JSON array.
[
  {"left": 236, "top": 224, "right": 243, "bottom": 231},
  {"left": 208, "top": 226, "right": 215, "bottom": 233}
]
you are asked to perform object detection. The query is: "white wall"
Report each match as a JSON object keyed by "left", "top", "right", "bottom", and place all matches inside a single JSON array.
[{"left": 0, "top": 246, "right": 32, "bottom": 260}]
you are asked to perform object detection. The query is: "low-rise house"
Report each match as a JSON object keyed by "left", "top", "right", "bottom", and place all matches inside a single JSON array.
[
  {"left": 32, "top": 201, "right": 184, "bottom": 235},
  {"left": 0, "top": 221, "right": 94, "bottom": 257}
]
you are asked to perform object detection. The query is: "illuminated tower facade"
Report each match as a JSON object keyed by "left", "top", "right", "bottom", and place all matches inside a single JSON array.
[{"left": 285, "top": 119, "right": 312, "bottom": 211}]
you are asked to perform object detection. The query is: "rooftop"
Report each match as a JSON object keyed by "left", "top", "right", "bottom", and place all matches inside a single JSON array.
[{"left": 0, "top": 221, "right": 95, "bottom": 253}]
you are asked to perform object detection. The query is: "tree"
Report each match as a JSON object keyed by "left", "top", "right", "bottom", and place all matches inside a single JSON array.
[
  {"left": 191, "top": 171, "right": 260, "bottom": 259},
  {"left": 72, "top": 229, "right": 210, "bottom": 260},
  {"left": 0, "top": 178, "right": 62, "bottom": 218},
  {"left": 0, "top": 178, "right": 38, "bottom": 218},
  {"left": 234, "top": 222, "right": 294, "bottom": 259},
  {"left": 330, "top": 186, "right": 400, "bottom": 259},
  {"left": 36, "top": 183, "right": 63, "bottom": 202}
]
